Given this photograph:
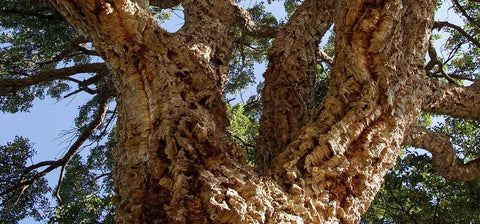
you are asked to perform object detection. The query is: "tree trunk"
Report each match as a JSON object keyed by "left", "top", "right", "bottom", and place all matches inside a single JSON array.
[{"left": 49, "top": 0, "right": 436, "bottom": 223}]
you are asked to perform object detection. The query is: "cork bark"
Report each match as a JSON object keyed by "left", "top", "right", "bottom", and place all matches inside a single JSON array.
[
  {"left": 255, "top": 0, "right": 334, "bottom": 172},
  {"left": 48, "top": 0, "right": 480, "bottom": 223}
]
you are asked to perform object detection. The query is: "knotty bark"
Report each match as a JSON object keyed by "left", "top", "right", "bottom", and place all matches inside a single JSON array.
[
  {"left": 404, "top": 126, "right": 480, "bottom": 181},
  {"left": 423, "top": 80, "right": 480, "bottom": 121},
  {"left": 271, "top": 0, "right": 436, "bottom": 222},
  {"left": 256, "top": 0, "right": 334, "bottom": 172},
  {"left": 47, "top": 0, "right": 477, "bottom": 223}
]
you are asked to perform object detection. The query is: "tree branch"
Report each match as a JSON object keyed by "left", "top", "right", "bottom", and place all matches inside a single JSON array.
[
  {"left": 426, "top": 39, "right": 455, "bottom": 82},
  {"left": 317, "top": 48, "right": 334, "bottom": 66},
  {"left": 423, "top": 79, "right": 480, "bottom": 121},
  {"left": 256, "top": 0, "right": 335, "bottom": 172},
  {"left": 39, "top": 37, "right": 91, "bottom": 66},
  {"left": 55, "top": 165, "right": 67, "bottom": 203},
  {"left": 232, "top": 4, "right": 278, "bottom": 38},
  {"left": 149, "top": 0, "right": 182, "bottom": 9},
  {"left": 404, "top": 126, "right": 480, "bottom": 181},
  {"left": 433, "top": 21, "right": 480, "bottom": 48},
  {"left": 451, "top": 0, "right": 478, "bottom": 26},
  {"left": 0, "top": 63, "right": 108, "bottom": 96},
  {"left": 0, "top": 94, "right": 109, "bottom": 201}
]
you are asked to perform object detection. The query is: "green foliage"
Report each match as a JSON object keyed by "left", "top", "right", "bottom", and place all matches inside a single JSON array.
[
  {"left": 436, "top": 117, "right": 480, "bottom": 161},
  {"left": 313, "top": 64, "right": 330, "bottom": 108},
  {"left": 227, "top": 103, "right": 259, "bottom": 164},
  {"left": 0, "top": 137, "right": 51, "bottom": 223},
  {"left": 417, "top": 113, "right": 433, "bottom": 128},
  {"left": 363, "top": 149, "right": 480, "bottom": 223},
  {"left": 49, "top": 129, "right": 117, "bottom": 224},
  {"left": 434, "top": 0, "right": 479, "bottom": 82},
  {"left": 0, "top": 0, "right": 87, "bottom": 113},
  {"left": 226, "top": 3, "right": 277, "bottom": 94}
]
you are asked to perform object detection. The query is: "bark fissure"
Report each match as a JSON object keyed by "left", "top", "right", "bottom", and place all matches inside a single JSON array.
[
  {"left": 256, "top": 0, "right": 335, "bottom": 172},
  {"left": 272, "top": 0, "right": 435, "bottom": 222},
  {"left": 48, "top": 0, "right": 445, "bottom": 223}
]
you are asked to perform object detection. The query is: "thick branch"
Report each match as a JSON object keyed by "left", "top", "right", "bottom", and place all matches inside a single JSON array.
[
  {"left": 233, "top": 5, "right": 278, "bottom": 38},
  {"left": 148, "top": 0, "right": 182, "bottom": 9},
  {"left": 270, "top": 0, "right": 435, "bottom": 221},
  {"left": 433, "top": 21, "right": 480, "bottom": 48},
  {"left": 423, "top": 79, "right": 480, "bottom": 121},
  {"left": 317, "top": 48, "right": 334, "bottom": 66},
  {"left": 178, "top": 0, "right": 240, "bottom": 66},
  {"left": 0, "top": 94, "right": 109, "bottom": 200},
  {"left": 0, "top": 63, "right": 108, "bottom": 96},
  {"left": 256, "top": 0, "right": 335, "bottom": 172},
  {"left": 404, "top": 126, "right": 480, "bottom": 181}
]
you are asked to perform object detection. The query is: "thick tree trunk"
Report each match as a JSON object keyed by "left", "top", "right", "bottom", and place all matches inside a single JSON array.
[
  {"left": 256, "top": 0, "right": 334, "bottom": 172},
  {"left": 49, "top": 0, "right": 436, "bottom": 223}
]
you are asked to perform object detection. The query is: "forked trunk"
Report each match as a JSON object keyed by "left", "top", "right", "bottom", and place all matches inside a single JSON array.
[{"left": 49, "top": 0, "right": 436, "bottom": 223}]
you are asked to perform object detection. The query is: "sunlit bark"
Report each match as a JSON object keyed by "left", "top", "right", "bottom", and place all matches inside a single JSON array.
[
  {"left": 404, "top": 126, "right": 480, "bottom": 181},
  {"left": 256, "top": 0, "right": 334, "bottom": 172},
  {"left": 47, "top": 0, "right": 465, "bottom": 223}
]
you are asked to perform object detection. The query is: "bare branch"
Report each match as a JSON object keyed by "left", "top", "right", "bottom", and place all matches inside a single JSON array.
[
  {"left": 0, "top": 63, "right": 108, "bottom": 96},
  {"left": 0, "top": 95, "right": 109, "bottom": 201},
  {"left": 317, "top": 48, "right": 334, "bottom": 67},
  {"left": 433, "top": 21, "right": 480, "bottom": 48},
  {"left": 426, "top": 39, "right": 455, "bottom": 82},
  {"left": 55, "top": 165, "right": 66, "bottom": 203},
  {"left": 226, "top": 130, "right": 255, "bottom": 149},
  {"left": 39, "top": 37, "right": 91, "bottom": 66},
  {"left": 452, "top": 0, "right": 480, "bottom": 27},
  {"left": 423, "top": 79, "right": 480, "bottom": 121},
  {"left": 404, "top": 126, "right": 480, "bottom": 181},
  {"left": 233, "top": 4, "right": 278, "bottom": 38}
]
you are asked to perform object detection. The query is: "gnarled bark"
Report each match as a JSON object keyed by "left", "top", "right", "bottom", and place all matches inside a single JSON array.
[
  {"left": 424, "top": 79, "right": 480, "bottom": 121},
  {"left": 48, "top": 0, "right": 452, "bottom": 223},
  {"left": 404, "top": 126, "right": 480, "bottom": 181},
  {"left": 256, "top": 0, "right": 335, "bottom": 172}
]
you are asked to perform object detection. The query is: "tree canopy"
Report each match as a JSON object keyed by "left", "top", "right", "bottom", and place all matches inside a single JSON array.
[{"left": 0, "top": 0, "right": 479, "bottom": 223}]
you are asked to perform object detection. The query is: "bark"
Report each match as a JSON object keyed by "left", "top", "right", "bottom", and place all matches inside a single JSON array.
[
  {"left": 256, "top": 0, "right": 335, "bottom": 172},
  {"left": 48, "top": 0, "right": 444, "bottom": 223},
  {"left": 423, "top": 79, "right": 480, "bottom": 121},
  {"left": 272, "top": 0, "right": 436, "bottom": 221},
  {"left": 404, "top": 126, "right": 480, "bottom": 181}
]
